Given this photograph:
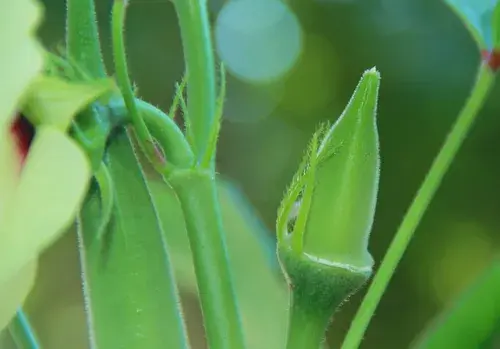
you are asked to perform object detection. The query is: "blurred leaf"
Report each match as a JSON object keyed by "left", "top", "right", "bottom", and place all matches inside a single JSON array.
[
  {"left": 0, "top": 0, "right": 43, "bottom": 129},
  {"left": 148, "top": 177, "right": 289, "bottom": 349},
  {"left": 77, "top": 129, "right": 189, "bottom": 349},
  {"left": 444, "top": 0, "right": 500, "bottom": 50},
  {"left": 412, "top": 257, "right": 500, "bottom": 349},
  {"left": 1, "top": 126, "right": 90, "bottom": 288},
  {"left": 0, "top": 0, "right": 44, "bottom": 330}
]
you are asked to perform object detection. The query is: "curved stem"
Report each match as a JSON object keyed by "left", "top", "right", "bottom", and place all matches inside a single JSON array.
[
  {"left": 341, "top": 63, "right": 496, "bottom": 349},
  {"left": 173, "top": 0, "right": 217, "bottom": 164},
  {"left": 109, "top": 97, "right": 194, "bottom": 168},
  {"left": 168, "top": 169, "right": 246, "bottom": 349},
  {"left": 66, "top": 0, "right": 106, "bottom": 78},
  {"left": 8, "top": 308, "right": 41, "bottom": 349},
  {"left": 111, "top": 0, "right": 167, "bottom": 173},
  {"left": 136, "top": 100, "right": 194, "bottom": 168}
]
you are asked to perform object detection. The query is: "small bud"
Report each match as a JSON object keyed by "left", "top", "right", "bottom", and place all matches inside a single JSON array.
[{"left": 277, "top": 68, "right": 381, "bottom": 345}]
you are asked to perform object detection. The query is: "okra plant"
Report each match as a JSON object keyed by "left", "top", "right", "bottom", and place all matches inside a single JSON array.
[{"left": 0, "top": 0, "right": 499, "bottom": 348}]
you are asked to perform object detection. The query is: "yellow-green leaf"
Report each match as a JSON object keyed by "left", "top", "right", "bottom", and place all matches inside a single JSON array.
[{"left": 22, "top": 77, "right": 116, "bottom": 131}]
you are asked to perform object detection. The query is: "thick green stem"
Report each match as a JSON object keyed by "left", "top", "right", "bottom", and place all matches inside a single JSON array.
[
  {"left": 8, "top": 308, "right": 41, "bottom": 349},
  {"left": 342, "top": 63, "right": 496, "bottom": 349},
  {"left": 173, "top": 0, "right": 217, "bottom": 164},
  {"left": 286, "top": 294, "right": 330, "bottom": 349},
  {"left": 66, "top": 0, "right": 106, "bottom": 78},
  {"left": 168, "top": 170, "right": 246, "bottom": 349}
]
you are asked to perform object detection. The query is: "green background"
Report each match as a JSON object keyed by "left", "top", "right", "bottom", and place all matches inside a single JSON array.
[{"left": 9, "top": 0, "right": 500, "bottom": 348}]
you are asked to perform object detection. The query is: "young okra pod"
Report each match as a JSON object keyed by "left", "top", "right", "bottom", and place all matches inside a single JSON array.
[{"left": 277, "top": 68, "right": 381, "bottom": 348}]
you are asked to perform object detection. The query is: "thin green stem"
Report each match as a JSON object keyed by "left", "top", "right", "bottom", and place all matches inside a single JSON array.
[
  {"left": 285, "top": 293, "right": 330, "bottom": 349},
  {"left": 173, "top": 0, "right": 217, "bottom": 164},
  {"left": 168, "top": 169, "right": 246, "bottom": 349},
  {"left": 201, "top": 64, "right": 226, "bottom": 169},
  {"left": 66, "top": 0, "right": 106, "bottom": 78},
  {"left": 8, "top": 308, "right": 41, "bottom": 349},
  {"left": 341, "top": 63, "right": 496, "bottom": 349},
  {"left": 111, "top": 0, "right": 167, "bottom": 173}
]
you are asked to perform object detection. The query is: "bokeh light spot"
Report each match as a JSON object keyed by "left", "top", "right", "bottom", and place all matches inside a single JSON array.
[
  {"left": 276, "top": 34, "right": 340, "bottom": 118},
  {"left": 430, "top": 221, "right": 494, "bottom": 305},
  {"left": 215, "top": 0, "right": 303, "bottom": 83}
]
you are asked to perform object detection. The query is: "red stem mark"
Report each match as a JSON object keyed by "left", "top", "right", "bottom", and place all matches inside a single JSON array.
[
  {"left": 481, "top": 49, "right": 500, "bottom": 72},
  {"left": 10, "top": 114, "right": 35, "bottom": 165}
]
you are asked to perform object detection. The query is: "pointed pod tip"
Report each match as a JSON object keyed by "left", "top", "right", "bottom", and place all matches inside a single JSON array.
[{"left": 363, "top": 67, "right": 380, "bottom": 79}]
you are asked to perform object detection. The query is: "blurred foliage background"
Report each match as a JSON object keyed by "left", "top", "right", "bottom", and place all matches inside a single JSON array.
[{"left": 6, "top": 0, "right": 500, "bottom": 348}]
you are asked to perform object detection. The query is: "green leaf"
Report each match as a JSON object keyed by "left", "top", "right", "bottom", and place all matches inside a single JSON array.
[
  {"left": 444, "top": 0, "right": 500, "bottom": 50},
  {"left": 92, "top": 163, "right": 114, "bottom": 242},
  {"left": 66, "top": 0, "right": 106, "bottom": 78},
  {"left": 412, "top": 258, "right": 500, "bottom": 349},
  {"left": 494, "top": 3, "right": 500, "bottom": 48},
  {"left": 77, "top": 129, "right": 189, "bottom": 349},
  {"left": 21, "top": 77, "right": 116, "bottom": 131},
  {"left": 148, "top": 178, "right": 288, "bottom": 349}
]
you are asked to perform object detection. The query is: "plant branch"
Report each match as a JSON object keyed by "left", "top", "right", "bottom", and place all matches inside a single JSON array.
[
  {"left": 111, "top": 0, "right": 167, "bottom": 174},
  {"left": 8, "top": 308, "right": 41, "bottom": 349},
  {"left": 172, "top": 0, "right": 217, "bottom": 165},
  {"left": 341, "top": 63, "right": 496, "bottom": 349}
]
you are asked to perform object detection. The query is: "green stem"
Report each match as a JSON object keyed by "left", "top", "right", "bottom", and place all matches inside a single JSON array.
[
  {"left": 168, "top": 169, "right": 246, "bottom": 349},
  {"left": 341, "top": 63, "right": 496, "bottom": 349},
  {"left": 173, "top": 0, "right": 217, "bottom": 164},
  {"left": 286, "top": 294, "right": 330, "bottom": 349},
  {"left": 66, "top": 0, "right": 106, "bottom": 78},
  {"left": 111, "top": 0, "right": 167, "bottom": 173},
  {"left": 8, "top": 308, "right": 41, "bottom": 349}
]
